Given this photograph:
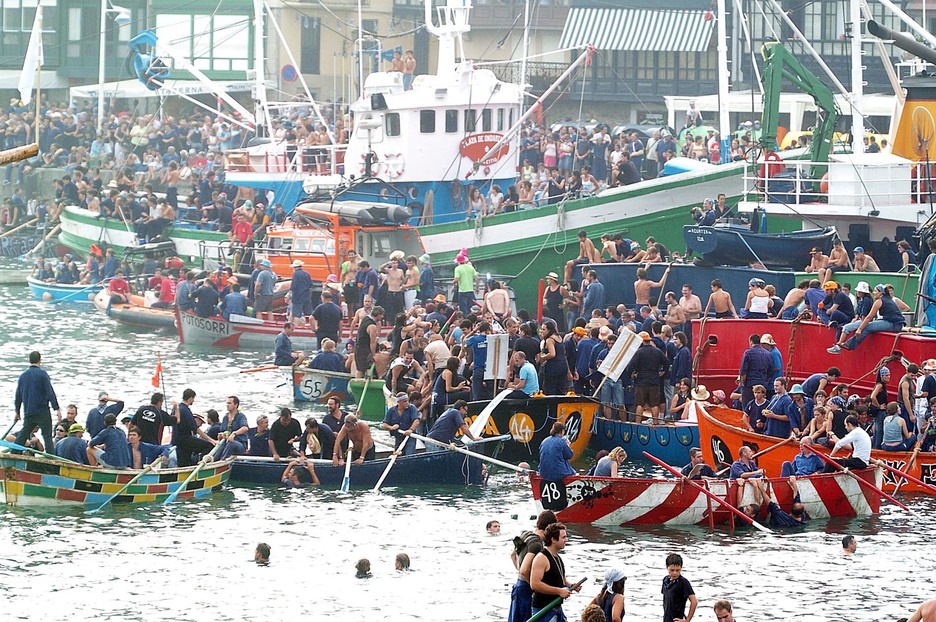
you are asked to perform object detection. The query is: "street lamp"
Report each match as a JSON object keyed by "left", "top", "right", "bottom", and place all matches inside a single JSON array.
[{"left": 98, "top": 0, "right": 131, "bottom": 132}]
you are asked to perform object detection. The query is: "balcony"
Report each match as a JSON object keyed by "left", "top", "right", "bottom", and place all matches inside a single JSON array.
[{"left": 394, "top": 0, "right": 569, "bottom": 26}]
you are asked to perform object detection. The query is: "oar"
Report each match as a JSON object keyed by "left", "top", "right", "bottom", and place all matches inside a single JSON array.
[
  {"left": 715, "top": 435, "right": 796, "bottom": 476},
  {"left": 439, "top": 309, "right": 458, "bottom": 337},
  {"left": 810, "top": 450, "right": 910, "bottom": 512},
  {"left": 372, "top": 451, "right": 400, "bottom": 492},
  {"left": 21, "top": 223, "right": 60, "bottom": 260},
  {"left": 0, "top": 217, "right": 37, "bottom": 239},
  {"left": 525, "top": 577, "right": 587, "bottom": 622},
  {"left": 410, "top": 432, "right": 529, "bottom": 473},
  {"left": 892, "top": 419, "right": 930, "bottom": 495},
  {"left": 2, "top": 417, "right": 19, "bottom": 441},
  {"left": 873, "top": 457, "right": 936, "bottom": 496},
  {"left": 88, "top": 456, "right": 163, "bottom": 513},
  {"left": 643, "top": 451, "right": 773, "bottom": 534},
  {"left": 188, "top": 365, "right": 284, "bottom": 382},
  {"left": 163, "top": 440, "right": 226, "bottom": 505},
  {"left": 0, "top": 439, "right": 79, "bottom": 463},
  {"left": 53, "top": 280, "right": 107, "bottom": 304},
  {"left": 468, "top": 389, "right": 513, "bottom": 438},
  {"left": 340, "top": 446, "right": 353, "bottom": 493}
]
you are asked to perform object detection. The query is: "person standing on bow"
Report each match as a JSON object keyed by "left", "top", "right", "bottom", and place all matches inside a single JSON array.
[
  {"left": 14, "top": 351, "right": 60, "bottom": 453},
  {"left": 538, "top": 422, "right": 576, "bottom": 482}
]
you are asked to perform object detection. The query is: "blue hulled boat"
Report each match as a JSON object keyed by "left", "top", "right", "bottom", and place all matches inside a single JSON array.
[
  {"left": 591, "top": 417, "right": 699, "bottom": 467},
  {"left": 26, "top": 276, "right": 103, "bottom": 302}
]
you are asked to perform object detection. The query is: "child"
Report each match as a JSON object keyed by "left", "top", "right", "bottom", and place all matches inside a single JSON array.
[
  {"left": 661, "top": 553, "right": 697, "bottom": 622},
  {"left": 255, "top": 543, "right": 270, "bottom": 565}
]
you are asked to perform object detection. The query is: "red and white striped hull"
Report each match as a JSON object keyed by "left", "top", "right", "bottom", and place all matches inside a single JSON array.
[{"left": 529, "top": 469, "right": 882, "bottom": 527}]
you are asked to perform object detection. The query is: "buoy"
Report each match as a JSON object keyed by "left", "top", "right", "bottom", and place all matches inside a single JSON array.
[
  {"left": 820, "top": 172, "right": 829, "bottom": 195},
  {"left": 88, "top": 292, "right": 97, "bottom": 301},
  {"left": 42, "top": 292, "right": 52, "bottom": 301}
]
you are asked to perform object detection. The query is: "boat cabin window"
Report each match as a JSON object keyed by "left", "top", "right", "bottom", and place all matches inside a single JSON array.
[
  {"left": 385, "top": 113, "right": 401, "bottom": 137},
  {"left": 465, "top": 110, "right": 476, "bottom": 133},
  {"left": 482, "top": 109, "right": 492, "bottom": 132},
  {"left": 420, "top": 110, "right": 435, "bottom": 133},
  {"left": 268, "top": 237, "right": 293, "bottom": 251},
  {"left": 497, "top": 109, "right": 504, "bottom": 131},
  {"left": 445, "top": 110, "right": 458, "bottom": 133},
  {"left": 293, "top": 238, "right": 310, "bottom": 252},
  {"left": 509, "top": 109, "right": 515, "bottom": 127}
]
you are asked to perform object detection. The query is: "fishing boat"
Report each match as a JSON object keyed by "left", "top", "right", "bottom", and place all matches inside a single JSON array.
[
  {"left": 92, "top": 289, "right": 176, "bottom": 329},
  {"left": 696, "top": 404, "right": 936, "bottom": 494},
  {"left": 175, "top": 307, "right": 317, "bottom": 350},
  {"left": 229, "top": 448, "right": 485, "bottom": 488},
  {"left": 591, "top": 417, "right": 698, "bottom": 467},
  {"left": 683, "top": 223, "right": 837, "bottom": 269},
  {"left": 26, "top": 276, "right": 103, "bottom": 302},
  {"left": 291, "top": 366, "right": 354, "bottom": 405},
  {"left": 464, "top": 395, "right": 597, "bottom": 464},
  {"left": 529, "top": 468, "right": 882, "bottom": 527},
  {"left": 0, "top": 452, "right": 232, "bottom": 507}
]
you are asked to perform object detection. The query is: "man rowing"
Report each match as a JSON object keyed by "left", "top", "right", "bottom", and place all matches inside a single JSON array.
[
  {"left": 425, "top": 400, "right": 480, "bottom": 450},
  {"left": 331, "top": 415, "right": 375, "bottom": 465}
]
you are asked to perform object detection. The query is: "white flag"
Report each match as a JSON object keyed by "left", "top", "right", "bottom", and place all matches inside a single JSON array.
[
  {"left": 18, "top": 5, "right": 44, "bottom": 106},
  {"left": 597, "top": 330, "right": 642, "bottom": 382},
  {"left": 484, "top": 333, "right": 510, "bottom": 381}
]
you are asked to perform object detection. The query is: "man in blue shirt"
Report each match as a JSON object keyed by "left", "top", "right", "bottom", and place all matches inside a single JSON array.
[
  {"left": 582, "top": 270, "right": 605, "bottom": 317},
  {"left": 14, "top": 350, "right": 60, "bottom": 453},
  {"left": 274, "top": 323, "right": 306, "bottom": 366},
  {"left": 289, "top": 259, "right": 314, "bottom": 326},
  {"left": 220, "top": 282, "right": 248, "bottom": 320},
  {"left": 308, "top": 339, "right": 346, "bottom": 372},
  {"left": 87, "top": 413, "right": 131, "bottom": 468},
  {"left": 382, "top": 392, "right": 421, "bottom": 455},
  {"left": 55, "top": 423, "right": 89, "bottom": 464},
  {"left": 763, "top": 378, "right": 800, "bottom": 438},
  {"left": 253, "top": 259, "right": 276, "bottom": 321},
  {"left": 780, "top": 437, "right": 825, "bottom": 477},
  {"left": 247, "top": 415, "right": 272, "bottom": 457},
  {"left": 739, "top": 334, "right": 775, "bottom": 405},
  {"left": 86, "top": 391, "right": 125, "bottom": 438},
  {"left": 538, "top": 422, "right": 576, "bottom": 481},
  {"left": 311, "top": 289, "right": 343, "bottom": 345},
  {"left": 176, "top": 271, "right": 197, "bottom": 312},
  {"left": 192, "top": 279, "right": 220, "bottom": 318},
  {"left": 171, "top": 388, "right": 216, "bottom": 467},
  {"left": 465, "top": 321, "right": 492, "bottom": 401},
  {"left": 217, "top": 395, "right": 250, "bottom": 459},
  {"left": 505, "top": 352, "right": 539, "bottom": 399},
  {"left": 425, "top": 400, "right": 480, "bottom": 451}
]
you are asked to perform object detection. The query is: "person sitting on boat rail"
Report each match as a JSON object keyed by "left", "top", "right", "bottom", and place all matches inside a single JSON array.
[
  {"left": 247, "top": 415, "right": 272, "bottom": 458},
  {"left": 824, "top": 414, "right": 872, "bottom": 472},
  {"left": 780, "top": 436, "right": 824, "bottom": 477},
  {"left": 332, "top": 414, "right": 375, "bottom": 464},
  {"left": 56, "top": 423, "right": 89, "bottom": 465},
  {"left": 87, "top": 413, "right": 131, "bottom": 469},
  {"left": 729, "top": 446, "right": 765, "bottom": 481},
  {"left": 383, "top": 392, "right": 421, "bottom": 456},
  {"left": 127, "top": 428, "right": 170, "bottom": 469},
  {"left": 563, "top": 230, "right": 601, "bottom": 284},
  {"left": 680, "top": 447, "right": 717, "bottom": 480},
  {"left": 504, "top": 352, "right": 539, "bottom": 400},
  {"left": 818, "top": 239, "right": 849, "bottom": 284},
  {"left": 827, "top": 284, "right": 906, "bottom": 354},
  {"left": 852, "top": 247, "right": 880, "bottom": 273}
]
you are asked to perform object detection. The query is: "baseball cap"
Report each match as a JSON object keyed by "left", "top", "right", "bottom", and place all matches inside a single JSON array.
[
  {"left": 823, "top": 281, "right": 839, "bottom": 290},
  {"left": 853, "top": 246, "right": 865, "bottom": 253},
  {"left": 572, "top": 327, "right": 587, "bottom": 336},
  {"left": 638, "top": 331, "right": 651, "bottom": 342},
  {"left": 260, "top": 259, "right": 272, "bottom": 267}
]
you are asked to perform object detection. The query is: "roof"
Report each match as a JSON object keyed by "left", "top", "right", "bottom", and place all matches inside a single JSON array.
[{"left": 559, "top": 7, "right": 714, "bottom": 53}]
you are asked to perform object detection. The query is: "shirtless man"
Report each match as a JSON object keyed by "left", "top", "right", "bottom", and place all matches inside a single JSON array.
[
  {"left": 641, "top": 245, "right": 664, "bottom": 266},
  {"left": 341, "top": 249, "right": 361, "bottom": 316},
  {"left": 381, "top": 256, "right": 406, "bottom": 322},
  {"left": 679, "top": 285, "right": 702, "bottom": 321},
  {"left": 331, "top": 414, "right": 375, "bottom": 464},
  {"left": 484, "top": 281, "right": 511, "bottom": 321},
  {"left": 664, "top": 291, "right": 687, "bottom": 329},
  {"left": 819, "top": 239, "right": 849, "bottom": 283},
  {"left": 703, "top": 279, "right": 738, "bottom": 318},
  {"left": 805, "top": 246, "right": 828, "bottom": 276},
  {"left": 599, "top": 234, "right": 619, "bottom": 262},
  {"left": 852, "top": 246, "right": 880, "bottom": 272},
  {"left": 908, "top": 599, "right": 936, "bottom": 622},
  {"left": 402, "top": 255, "right": 420, "bottom": 310},
  {"left": 624, "top": 241, "right": 647, "bottom": 263},
  {"left": 634, "top": 266, "right": 670, "bottom": 309},
  {"left": 777, "top": 280, "right": 809, "bottom": 320},
  {"left": 350, "top": 295, "right": 374, "bottom": 334},
  {"left": 563, "top": 230, "right": 601, "bottom": 283}
]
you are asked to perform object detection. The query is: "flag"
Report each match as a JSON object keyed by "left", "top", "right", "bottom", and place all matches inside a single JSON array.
[
  {"left": 597, "top": 330, "right": 642, "bottom": 382},
  {"left": 151, "top": 352, "right": 162, "bottom": 388},
  {"left": 18, "top": 4, "right": 43, "bottom": 106}
]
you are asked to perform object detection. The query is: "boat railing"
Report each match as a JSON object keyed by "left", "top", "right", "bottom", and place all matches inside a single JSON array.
[
  {"left": 260, "top": 246, "right": 337, "bottom": 279},
  {"left": 740, "top": 156, "right": 927, "bottom": 208},
  {"left": 224, "top": 143, "right": 348, "bottom": 177}
]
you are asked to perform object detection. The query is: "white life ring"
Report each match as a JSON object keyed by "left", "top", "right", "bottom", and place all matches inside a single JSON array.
[
  {"left": 383, "top": 153, "right": 405, "bottom": 178},
  {"left": 360, "top": 152, "right": 379, "bottom": 176}
]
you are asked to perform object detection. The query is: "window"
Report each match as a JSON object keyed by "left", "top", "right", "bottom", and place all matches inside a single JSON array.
[
  {"left": 420, "top": 110, "right": 435, "bottom": 133},
  {"left": 509, "top": 109, "right": 514, "bottom": 127},
  {"left": 482, "top": 109, "right": 492, "bottom": 131},
  {"left": 155, "top": 13, "right": 251, "bottom": 73},
  {"left": 497, "top": 109, "right": 504, "bottom": 131},
  {"left": 301, "top": 16, "right": 321, "bottom": 74},
  {"left": 465, "top": 109, "right": 477, "bottom": 132},
  {"left": 386, "top": 112, "right": 401, "bottom": 136},
  {"left": 445, "top": 110, "right": 458, "bottom": 133}
]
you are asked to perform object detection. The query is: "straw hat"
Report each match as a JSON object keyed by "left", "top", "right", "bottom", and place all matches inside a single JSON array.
[{"left": 691, "top": 385, "right": 710, "bottom": 401}]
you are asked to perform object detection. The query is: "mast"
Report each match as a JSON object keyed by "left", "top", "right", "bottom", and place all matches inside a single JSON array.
[
  {"left": 253, "top": 0, "right": 270, "bottom": 137},
  {"left": 850, "top": 0, "right": 865, "bottom": 154},
  {"left": 520, "top": 0, "right": 530, "bottom": 92},
  {"left": 425, "top": 0, "right": 472, "bottom": 83},
  {"left": 716, "top": 0, "right": 731, "bottom": 162}
]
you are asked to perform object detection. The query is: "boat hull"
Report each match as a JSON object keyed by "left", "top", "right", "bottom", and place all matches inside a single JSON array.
[
  {"left": 683, "top": 224, "right": 836, "bottom": 269},
  {"left": 229, "top": 449, "right": 485, "bottom": 487},
  {"left": 291, "top": 367, "right": 353, "bottom": 404},
  {"left": 591, "top": 417, "right": 698, "bottom": 467},
  {"left": 691, "top": 317, "right": 936, "bottom": 397},
  {"left": 175, "top": 308, "right": 319, "bottom": 350},
  {"left": 26, "top": 276, "right": 102, "bottom": 302},
  {"left": 93, "top": 290, "right": 176, "bottom": 329},
  {"left": 696, "top": 404, "right": 936, "bottom": 494},
  {"left": 0, "top": 453, "right": 231, "bottom": 507},
  {"left": 529, "top": 468, "right": 882, "bottom": 527},
  {"left": 463, "top": 395, "right": 597, "bottom": 464}
]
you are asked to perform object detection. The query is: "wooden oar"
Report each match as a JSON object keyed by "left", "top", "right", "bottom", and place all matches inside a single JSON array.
[
  {"left": 372, "top": 451, "right": 400, "bottom": 492},
  {"left": 2, "top": 417, "right": 18, "bottom": 441},
  {"left": 643, "top": 451, "right": 773, "bottom": 534},
  {"left": 89, "top": 456, "right": 163, "bottom": 513},
  {"left": 340, "top": 446, "right": 353, "bottom": 493},
  {"left": 410, "top": 432, "right": 528, "bottom": 473},
  {"left": 892, "top": 420, "right": 930, "bottom": 495},
  {"left": 0, "top": 217, "right": 37, "bottom": 239},
  {"left": 468, "top": 389, "right": 513, "bottom": 438},
  {"left": 810, "top": 450, "right": 910, "bottom": 512},
  {"left": 715, "top": 435, "right": 796, "bottom": 477},
  {"left": 188, "top": 365, "right": 284, "bottom": 382},
  {"left": 525, "top": 577, "right": 587, "bottom": 622},
  {"left": 873, "top": 457, "right": 936, "bottom": 496},
  {"left": 0, "top": 438, "right": 79, "bottom": 463},
  {"left": 21, "top": 223, "right": 60, "bottom": 260},
  {"left": 163, "top": 440, "right": 226, "bottom": 505}
]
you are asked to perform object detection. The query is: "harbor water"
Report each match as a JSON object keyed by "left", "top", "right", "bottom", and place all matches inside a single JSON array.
[{"left": 0, "top": 279, "right": 933, "bottom": 622}]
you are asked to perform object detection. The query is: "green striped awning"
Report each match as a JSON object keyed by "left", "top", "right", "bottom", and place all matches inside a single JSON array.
[{"left": 559, "top": 8, "right": 715, "bottom": 53}]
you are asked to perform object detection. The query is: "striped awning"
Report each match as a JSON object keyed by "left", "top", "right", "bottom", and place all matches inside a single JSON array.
[{"left": 559, "top": 8, "right": 715, "bottom": 53}]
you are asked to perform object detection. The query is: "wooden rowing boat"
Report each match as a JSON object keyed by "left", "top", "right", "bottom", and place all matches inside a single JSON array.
[
  {"left": 696, "top": 404, "right": 936, "bottom": 494},
  {"left": 230, "top": 448, "right": 485, "bottom": 488},
  {"left": 0, "top": 451, "right": 232, "bottom": 507},
  {"left": 291, "top": 366, "right": 354, "bottom": 405},
  {"left": 529, "top": 468, "right": 882, "bottom": 527},
  {"left": 463, "top": 395, "right": 597, "bottom": 464},
  {"left": 591, "top": 416, "right": 698, "bottom": 466},
  {"left": 26, "top": 276, "right": 103, "bottom": 302}
]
